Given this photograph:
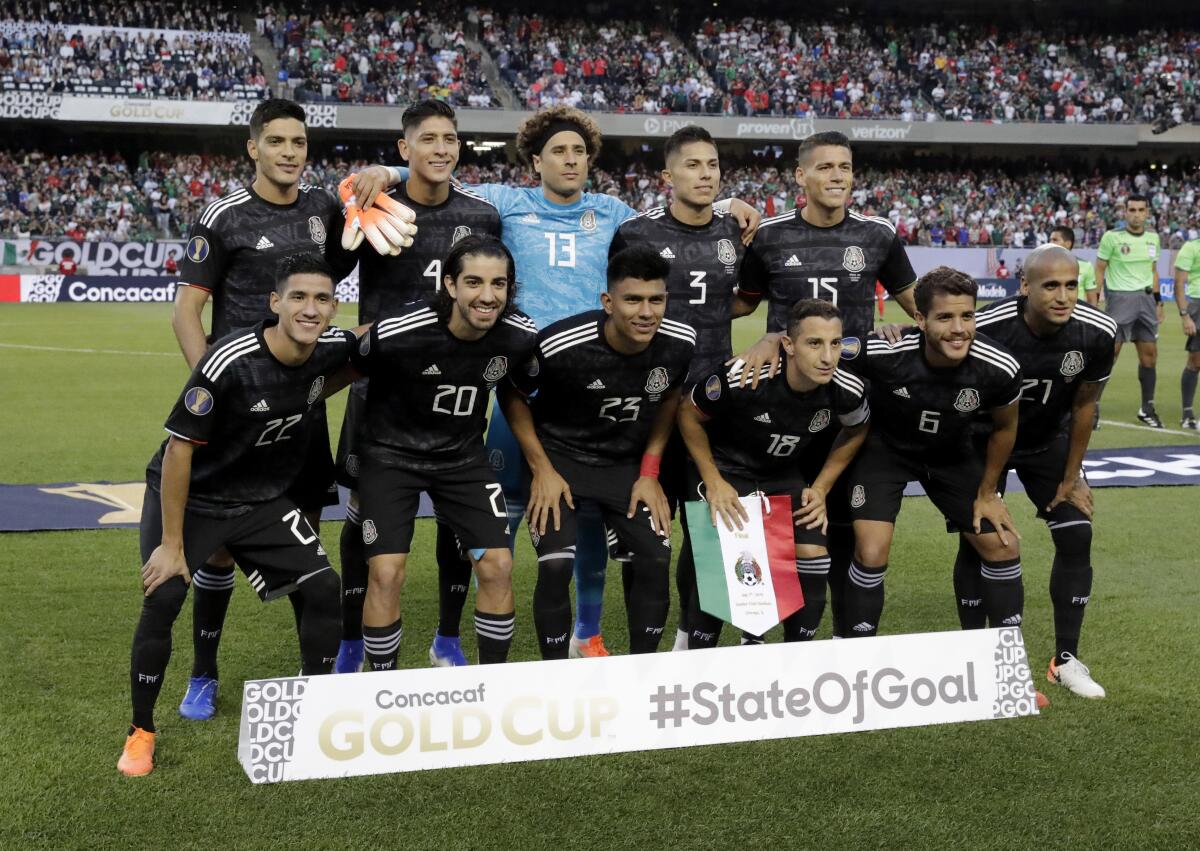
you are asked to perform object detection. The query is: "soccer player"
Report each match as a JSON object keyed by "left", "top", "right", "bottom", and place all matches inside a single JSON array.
[
  {"left": 504, "top": 246, "right": 695, "bottom": 657},
  {"left": 353, "top": 236, "right": 537, "bottom": 670},
  {"left": 1049, "top": 226, "right": 1097, "bottom": 298},
  {"left": 1095, "top": 195, "right": 1164, "bottom": 428},
  {"left": 949, "top": 244, "right": 1115, "bottom": 698},
  {"left": 609, "top": 124, "right": 754, "bottom": 649},
  {"left": 171, "top": 98, "right": 358, "bottom": 720},
  {"left": 734, "top": 130, "right": 919, "bottom": 638},
  {"left": 842, "top": 267, "right": 1024, "bottom": 638},
  {"left": 678, "top": 299, "right": 870, "bottom": 648},
  {"left": 327, "top": 100, "right": 502, "bottom": 672},
  {"left": 1172, "top": 237, "right": 1200, "bottom": 430},
  {"left": 118, "top": 255, "right": 356, "bottom": 777}
]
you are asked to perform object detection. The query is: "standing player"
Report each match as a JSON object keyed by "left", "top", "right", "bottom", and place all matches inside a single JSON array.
[
  {"left": 608, "top": 124, "right": 754, "bottom": 650},
  {"left": 734, "top": 130, "right": 919, "bottom": 638},
  {"left": 355, "top": 105, "right": 760, "bottom": 657},
  {"left": 1049, "top": 226, "right": 1096, "bottom": 298},
  {"left": 504, "top": 247, "right": 694, "bottom": 657},
  {"left": 353, "top": 236, "right": 537, "bottom": 670},
  {"left": 842, "top": 268, "right": 1024, "bottom": 638},
  {"left": 328, "top": 100, "right": 502, "bottom": 672},
  {"left": 118, "top": 255, "right": 355, "bottom": 776},
  {"left": 678, "top": 300, "right": 870, "bottom": 648},
  {"left": 949, "top": 244, "right": 1114, "bottom": 698},
  {"left": 170, "top": 99, "right": 363, "bottom": 720},
  {"left": 1172, "top": 237, "right": 1200, "bottom": 430},
  {"left": 1095, "top": 195, "right": 1164, "bottom": 428}
]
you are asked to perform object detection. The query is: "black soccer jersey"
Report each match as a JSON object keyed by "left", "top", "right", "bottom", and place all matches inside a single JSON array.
[
  {"left": 331, "top": 182, "right": 502, "bottom": 325},
  {"left": 179, "top": 184, "right": 352, "bottom": 338},
  {"left": 610, "top": 207, "right": 746, "bottom": 380},
  {"left": 850, "top": 329, "right": 1022, "bottom": 459},
  {"left": 145, "top": 322, "right": 355, "bottom": 517},
  {"left": 353, "top": 302, "right": 538, "bottom": 473},
  {"left": 975, "top": 296, "right": 1116, "bottom": 453},
  {"left": 513, "top": 310, "right": 696, "bottom": 466},
  {"left": 690, "top": 356, "right": 870, "bottom": 480},
  {"left": 737, "top": 208, "right": 916, "bottom": 340}
]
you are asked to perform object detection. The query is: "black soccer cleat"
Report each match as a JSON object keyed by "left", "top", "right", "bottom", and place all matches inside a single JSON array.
[{"left": 1136, "top": 407, "right": 1164, "bottom": 429}]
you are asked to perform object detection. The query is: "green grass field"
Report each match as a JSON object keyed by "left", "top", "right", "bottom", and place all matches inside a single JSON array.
[{"left": 1, "top": 303, "right": 1197, "bottom": 849}]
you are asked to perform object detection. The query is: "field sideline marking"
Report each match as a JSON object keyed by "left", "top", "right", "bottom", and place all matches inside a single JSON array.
[
  {"left": 1098, "top": 419, "right": 1200, "bottom": 439},
  {"left": 0, "top": 342, "right": 175, "bottom": 357}
]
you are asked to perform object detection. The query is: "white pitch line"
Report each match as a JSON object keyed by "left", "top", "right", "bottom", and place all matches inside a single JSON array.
[
  {"left": 0, "top": 342, "right": 176, "bottom": 357},
  {"left": 1097, "top": 419, "right": 1200, "bottom": 439}
]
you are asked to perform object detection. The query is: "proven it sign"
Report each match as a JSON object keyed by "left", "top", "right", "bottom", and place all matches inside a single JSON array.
[{"left": 239, "top": 628, "right": 1038, "bottom": 783}]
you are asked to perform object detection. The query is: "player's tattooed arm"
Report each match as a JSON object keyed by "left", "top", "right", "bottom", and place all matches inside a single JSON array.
[
  {"left": 796, "top": 422, "right": 870, "bottom": 533},
  {"left": 499, "top": 386, "right": 574, "bottom": 534},
  {"left": 1047, "top": 380, "right": 1102, "bottom": 519},
  {"left": 142, "top": 437, "right": 194, "bottom": 596},
  {"left": 630, "top": 389, "right": 680, "bottom": 537},
  {"left": 677, "top": 387, "right": 749, "bottom": 531},
  {"left": 974, "top": 401, "right": 1021, "bottom": 546},
  {"left": 172, "top": 285, "right": 211, "bottom": 369}
]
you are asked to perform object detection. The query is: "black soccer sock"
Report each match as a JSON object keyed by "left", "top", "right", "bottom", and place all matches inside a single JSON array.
[
  {"left": 844, "top": 560, "right": 887, "bottom": 637},
  {"left": 339, "top": 517, "right": 367, "bottom": 641},
  {"left": 1049, "top": 519, "right": 1094, "bottom": 663},
  {"left": 297, "top": 569, "right": 341, "bottom": 675},
  {"left": 474, "top": 610, "right": 516, "bottom": 664},
  {"left": 287, "top": 589, "right": 306, "bottom": 636},
  {"left": 130, "top": 576, "right": 189, "bottom": 733},
  {"left": 623, "top": 558, "right": 670, "bottom": 654},
  {"left": 953, "top": 536, "right": 987, "bottom": 630},
  {"left": 675, "top": 528, "right": 696, "bottom": 635},
  {"left": 189, "top": 561, "right": 235, "bottom": 679},
  {"left": 363, "top": 619, "right": 402, "bottom": 671},
  {"left": 435, "top": 521, "right": 473, "bottom": 638},
  {"left": 1182, "top": 366, "right": 1199, "bottom": 414},
  {"left": 981, "top": 557, "right": 1024, "bottom": 628},
  {"left": 533, "top": 554, "right": 574, "bottom": 659},
  {"left": 686, "top": 584, "right": 724, "bottom": 648},
  {"left": 826, "top": 524, "right": 854, "bottom": 637},
  {"left": 784, "top": 556, "right": 831, "bottom": 641},
  {"left": 1138, "top": 365, "right": 1156, "bottom": 410}
]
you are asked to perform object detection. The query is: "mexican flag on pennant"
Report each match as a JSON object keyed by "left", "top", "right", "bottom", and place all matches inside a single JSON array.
[{"left": 685, "top": 494, "right": 804, "bottom": 636}]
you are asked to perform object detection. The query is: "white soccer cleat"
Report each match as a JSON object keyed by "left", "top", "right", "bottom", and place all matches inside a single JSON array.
[
  {"left": 671, "top": 628, "right": 688, "bottom": 652},
  {"left": 1047, "top": 653, "right": 1106, "bottom": 699}
]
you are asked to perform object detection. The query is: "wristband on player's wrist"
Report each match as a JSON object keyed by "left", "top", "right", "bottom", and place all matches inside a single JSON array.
[{"left": 639, "top": 454, "right": 662, "bottom": 479}]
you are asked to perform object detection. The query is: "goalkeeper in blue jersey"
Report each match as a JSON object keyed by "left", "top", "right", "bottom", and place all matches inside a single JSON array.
[{"left": 355, "top": 105, "right": 760, "bottom": 657}]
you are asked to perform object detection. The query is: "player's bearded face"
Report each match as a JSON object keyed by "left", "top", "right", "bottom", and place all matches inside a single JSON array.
[
  {"left": 796, "top": 146, "right": 852, "bottom": 210},
  {"left": 533, "top": 131, "right": 589, "bottom": 199},
  {"left": 602, "top": 278, "right": 667, "bottom": 346},
  {"left": 248, "top": 117, "right": 307, "bottom": 188},
  {"left": 447, "top": 256, "right": 510, "bottom": 334},
  {"left": 399, "top": 117, "right": 460, "bottom": 185},
  {"left": 917, "top": 293, "right": 976, "bottom": 364},
  {"left": 271, "top": 274, "right": 336, "bottom": 345},
  {"left": 1021, "top": 258, "right": 1080, "bottom": 327},
  {"left": 783, "top": 317, "right": 843, "bottom": 385}
]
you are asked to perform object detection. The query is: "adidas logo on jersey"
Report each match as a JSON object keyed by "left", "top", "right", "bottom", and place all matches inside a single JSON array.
[
  {"left": 587, "top": 379, "right": 606, "bottom": 390},
  {"left": 784, "top": 255, "right": 802, "bottom": 267},
  {"left": 893, "top": 387, "right": 911, "bottom": 398},
  {"left": 255, "top": 236, "right": 275, "bottom": 250},
  {"left": 422, "top": 364, "right": 442, "bottom": 376},
  {"left": 521, "top": 212, "right": 540, "bottom": 224},
  {"left": 753, "top": 412, "right": 772, "bottom": 423},
  {"left": 659, "top": 247, "right": 675, "bottom": 259},
  {"left": 250, "top": 399, "right": 270, "bottom": 412}
]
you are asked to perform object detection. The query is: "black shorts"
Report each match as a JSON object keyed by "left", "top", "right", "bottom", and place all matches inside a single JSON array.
[
  {"left": 530, "top": 450, "right": 671, "bottom": 564},
  {"left": 287, "top": 401, "right": 339, "bottom": 512},
  {"left": 799, "top": 426, "right": 852, "bottom": 527},
  {"left": 358, "top": 456, "right": 510, "bottom": 558},
  {"left": 683, "top": 463, "right": 826, "bottom": 548},
  {"left": 846, "top": 435, "right": 995, "bottom": 534},
  {"left": 660, "top": 427, "right": 688, "bottom": 511},
  {"left": 334, "top": 378, "right": 368, "bottom": 489},
  {"left": 139, "top": 487, "right": 333, "bottom": 602}
]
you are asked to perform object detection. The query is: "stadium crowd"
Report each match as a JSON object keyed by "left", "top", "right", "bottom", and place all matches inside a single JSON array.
[
  {"left": 0, "top": 1, "right": 240, "bottom": 31},
  {"left": 261, "top": 5, "right": 495, "bottom": 107}
]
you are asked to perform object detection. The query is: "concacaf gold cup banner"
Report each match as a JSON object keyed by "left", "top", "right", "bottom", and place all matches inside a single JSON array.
[{"left": 238, "top": 628, "right": 1039, "bottom": 783}]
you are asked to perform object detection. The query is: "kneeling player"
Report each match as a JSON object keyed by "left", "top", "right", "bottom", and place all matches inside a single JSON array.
[
  {"left": 119, "top": 256, "right": 357, "bottom": 776},
  {"left": 354, "top": 236, "right": 537, "bottom": 670},
  {"left": 678, "top": 299, "right": 870, "bottom": 647},
  {"left": 505, "top": 246, "right": 695, "bottom": 658},
  {"left": 843, "top": 267, "right": 1024, "bottom": 637}
]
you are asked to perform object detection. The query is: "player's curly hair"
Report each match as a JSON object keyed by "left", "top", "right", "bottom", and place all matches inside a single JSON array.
[
  {"left": 515, "top": 106, "right": 602, "bottom": 165},
  {"left": 915, "top": 266, "right": 977, "bottom": 314}
]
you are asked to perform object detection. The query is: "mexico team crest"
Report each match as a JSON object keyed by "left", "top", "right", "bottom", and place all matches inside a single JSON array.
[
  {"left": 308, "top": 216, "right": 327, "bottom": 246},
  {"left": 489, "top": 449, "right": 505, "bottom": 471},
  {"left": 452, "top": 225, "right": 472, "bottom": 244},
  {"left": 843, "top": 245, "right": 866, "bottom": 273},
  {"left": 1060, "top": 350, "right": 1084, "bottom": 377},
  {"left": 851, "top": 485, "right": 866, "bottom": 508},
  {"left": 484, "top": 356, "right": 508, "bottom": 382},
  {"left": 733, "top": 551, "right": 764, "bottom": 586},
  {"left": 808, "top": 408, "right": 831, "bottom": 432},
  {"left": 580, "top": 210, "right": 597, "bottom": 231},
  {"left": 717, "top": 238, "right": 737, "bottom": 265},
  {"left": 954, "top": 388, "right": 981, "bottom": 412},
  {"left": 307, "top": 376, "right": 325, "bottom": 405},
  {"left": 345, "top": 454, "right": 360, "bottom": 478},
  {"left": 645, "top": 367, "right": 670, "bottom": 394},
  {"left": 362, "top": 520, "right": 378, "bottom": 545}
]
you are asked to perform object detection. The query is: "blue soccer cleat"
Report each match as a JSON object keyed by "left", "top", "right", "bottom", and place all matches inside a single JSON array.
[
  {"left": 429, "top": 633, "right": 469, "bottom": 667},
  {"left": 178, "top": 676, "right": 218, "bottom": 720},
  {"left": 335, "top": 639, "right": 364, "bottom": 674}
]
